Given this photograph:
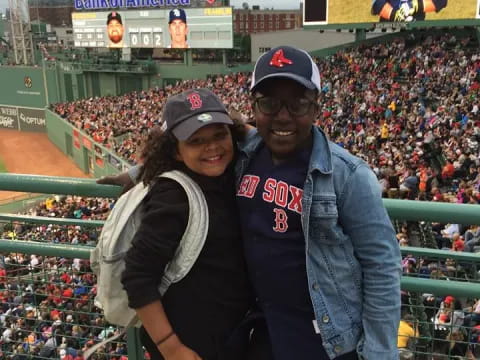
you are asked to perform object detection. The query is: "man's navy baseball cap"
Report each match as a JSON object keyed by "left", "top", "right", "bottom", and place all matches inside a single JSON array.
[
  {"left": 169, "top": 8, "right": 187, "bottom": 24},
  {"left": 107, "top": 11, "right": 122, "bottom": 25},
  {"left": 250, "top": 46, "right": 321, "bottom": 92},
  {"left": 163, "top": 88, "right": 232, "bottom": 141}
]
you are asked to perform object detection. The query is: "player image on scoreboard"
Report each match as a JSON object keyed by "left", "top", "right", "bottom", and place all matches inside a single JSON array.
[
  {"left": 371, "top": 0, "right": 448, "bottom": 22},
  {"left": 168, "top": 8, "right": 189, "bottom": 48},
  {"left": 303, "top": 0, "right": 473, "bottom": 25},
  {"left": 106, "top": 11, "right": 124, "bottom": 48}
]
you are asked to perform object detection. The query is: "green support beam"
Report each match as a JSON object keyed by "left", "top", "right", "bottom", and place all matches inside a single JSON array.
[
  {"left": 400, "top": 246, "right": 480, "bottom": 262},
  {"left": 0, "top": 239, "right": 91, "bottom": 259},
  {"left": 0, "top": 174, "right": 122, "bottom": 198},
  {"left": 1, "top": 174, "right": 479, "bottom": 224},
  {"left": 0, "top": 214, "right": 104, "bottom": 228},
  {"left": 1, "top": 238, "right": 478, "bottom": 298},
  {"left": 401, "top": 277, "right": 480, "bottom": 298},
  {"left": 384, "top": 198, "right": 480, "bottom": 225}
]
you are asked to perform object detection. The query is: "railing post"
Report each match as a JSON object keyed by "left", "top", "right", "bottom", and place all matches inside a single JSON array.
[{"left": 126, "top": 328, "right": 144, "bottom": 360}]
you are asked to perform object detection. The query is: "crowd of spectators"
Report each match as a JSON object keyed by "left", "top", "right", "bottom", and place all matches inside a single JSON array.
[
  {"left": 53, "top": 33, "right": 479, "bottom": 206},
  {"left": 8, "top": 30, "right": 478, "bottom": 359},
  {"left": 0, "top": 196, "right": 129, "bottom": 359},
  {"left": 53, "top": 72, "right": 251, "bottom": 165}
]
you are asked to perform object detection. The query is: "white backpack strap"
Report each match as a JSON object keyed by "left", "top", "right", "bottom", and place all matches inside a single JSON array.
[
  {"left": 86, "top": 170, "right": 208, "bottom": 360},
  {"left": 158, "top": 170, "right": 209, "bottom": 295}
]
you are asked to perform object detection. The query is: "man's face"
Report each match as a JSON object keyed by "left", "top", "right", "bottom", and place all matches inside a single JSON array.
[
  {"left": 169, "top": 19, "right": 188, "bottom": 47},
  {"left": 253, "top": 78, "right": 317, "bottom": 162},
  {"left": 107, "top": 19, "right": 123, "bottom": 44}
]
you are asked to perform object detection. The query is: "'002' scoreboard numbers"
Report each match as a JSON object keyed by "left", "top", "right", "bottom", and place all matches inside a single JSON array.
[{"left": 127, "top": 11, "right": 163, "bottom": 48}]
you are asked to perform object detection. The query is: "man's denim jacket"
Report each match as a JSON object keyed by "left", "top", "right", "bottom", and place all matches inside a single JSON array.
[{"left": 236, "top": 127, "right": 402, "bottom": 360}]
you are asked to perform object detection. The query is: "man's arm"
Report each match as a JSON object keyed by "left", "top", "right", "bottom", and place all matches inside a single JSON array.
[
  {"left": 338, "top": 164, "right": 401, "bottom": 360},
  {"left": 96, "top": 165, "right": 140, "bottom": 194}
]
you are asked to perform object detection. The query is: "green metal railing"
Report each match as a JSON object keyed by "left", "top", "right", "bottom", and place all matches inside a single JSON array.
[
  {"left": 1, "top": 173, "right": 480, "bottom": 359},
  {"left": 1, "top": 173, "right": 479, "bottom": 225}
]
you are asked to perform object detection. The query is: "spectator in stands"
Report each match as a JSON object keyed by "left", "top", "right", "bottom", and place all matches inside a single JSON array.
[
  {"left": 398, "top": 314, "right": 417, "bottom": 360},
  {"left": 107, "top": 45, "right": 402, "bottom": 360},
  {"left": 465, "top": 299, "right": 480, "bottom": 328},
  {"left": 463, "top": 225, "right": 480, "bottom": 252},
  {"left": 121, "top": 89, "right": 253, "bottom": 360}
]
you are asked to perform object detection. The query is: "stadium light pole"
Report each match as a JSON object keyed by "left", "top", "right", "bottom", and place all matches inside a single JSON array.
[{"left": 41, "top": 55, "right": 49, "bottom": 106}]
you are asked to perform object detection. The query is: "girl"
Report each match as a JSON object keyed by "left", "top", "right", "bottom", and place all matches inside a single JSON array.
[{"left": 121, "top": 89, "right": 252, "bottom": 360}]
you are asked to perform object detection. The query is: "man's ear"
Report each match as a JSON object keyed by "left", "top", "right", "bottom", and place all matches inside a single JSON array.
[{"left": 312, "top": 96, "right": 320, "bottom": 123}]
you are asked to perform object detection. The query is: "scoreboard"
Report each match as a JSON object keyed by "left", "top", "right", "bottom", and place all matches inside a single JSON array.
[{"left": 72, "top": 7, "right": 233, "bottom": 49}]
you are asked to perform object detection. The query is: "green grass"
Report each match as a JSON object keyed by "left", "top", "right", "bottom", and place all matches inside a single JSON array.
[{"left": 0, "top": 156, "right": 7, "bottom": 173}]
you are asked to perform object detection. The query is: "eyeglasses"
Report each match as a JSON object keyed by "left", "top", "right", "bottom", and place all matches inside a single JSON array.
[{"left": 253, "top": 96, "right": 316, "bottom": 116}]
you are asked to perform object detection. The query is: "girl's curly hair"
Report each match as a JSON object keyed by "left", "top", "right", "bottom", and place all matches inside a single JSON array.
[{"left": 137, "top": 126, "right": 179, "bottom": 186}]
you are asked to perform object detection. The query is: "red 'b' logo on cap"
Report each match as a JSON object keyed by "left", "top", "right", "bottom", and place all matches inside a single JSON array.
[
  {"left": 269, "top": 49, "right": 293, "bottom": 68},
  {"left": 187, "top": 92, "right": 203, "bottom": 110}
]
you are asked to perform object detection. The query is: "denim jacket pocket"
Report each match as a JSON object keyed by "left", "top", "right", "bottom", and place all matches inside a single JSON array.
[{"left": 309, "top": 196, "right": 341, "bottom": 245}]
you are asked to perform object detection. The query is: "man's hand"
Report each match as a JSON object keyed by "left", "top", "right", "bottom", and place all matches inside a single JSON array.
[
  {"left": 159, "top": 334, "right": 202, "bottom": 360},
  {"left": 96, "top": 172, "right": 135, "bottom": 195}
]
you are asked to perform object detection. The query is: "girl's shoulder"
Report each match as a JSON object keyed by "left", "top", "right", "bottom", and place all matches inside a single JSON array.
[{"left": 146, "top": 177, "right": 188, "bottom": 206}]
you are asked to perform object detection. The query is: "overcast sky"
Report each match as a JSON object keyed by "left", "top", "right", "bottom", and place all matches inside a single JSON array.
[{"left": 0, "top": 0, "right": 301, "bottom": 13}]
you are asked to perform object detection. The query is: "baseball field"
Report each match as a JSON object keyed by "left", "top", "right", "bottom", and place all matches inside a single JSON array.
[{"left": 0, "top": 129, "right": 89, "bottom": 202}]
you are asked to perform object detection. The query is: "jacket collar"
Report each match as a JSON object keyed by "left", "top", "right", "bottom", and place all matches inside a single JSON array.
[{"left": 240, "top": 126, "right": 333, "bottom": 174}]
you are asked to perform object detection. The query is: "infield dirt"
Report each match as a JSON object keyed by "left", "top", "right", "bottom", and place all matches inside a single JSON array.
[{"left": 0, "top": 129, "right": 89, "bottom": 202}]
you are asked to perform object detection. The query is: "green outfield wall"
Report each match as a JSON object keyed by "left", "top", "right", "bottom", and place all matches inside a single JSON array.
[
  {"left": 1, "top": 61, "right": 253, "bottom": 109},
  {"left": 0, "top": 66, "right": 49, "bottom": 108},
  {"left": 46, "top": 109, "right": 130, "bottom": 178}
]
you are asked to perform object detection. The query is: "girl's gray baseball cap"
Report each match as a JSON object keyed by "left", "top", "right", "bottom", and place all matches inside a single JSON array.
[{"left": 163, "top": 88, "right": 233, "bottom": 141}]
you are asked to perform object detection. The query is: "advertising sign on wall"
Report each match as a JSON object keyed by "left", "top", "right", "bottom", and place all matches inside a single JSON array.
[
  {"left": 108, "top": 154, "right": 123, "bottom": 170},
  {"left": 0, "top": 105, "right": 45, "bottom": 132},
  {"left": 83, "top": 137, "right": 93, "bottom": 150},
  {"left": 73, "top": 129, "right": 81, "bottom": 149},
  {"left": 0, "top": 106, "right": 20, "bottom": 130},
  {"left": 18, "top": 108, "right": 47, "bottom": 132}
]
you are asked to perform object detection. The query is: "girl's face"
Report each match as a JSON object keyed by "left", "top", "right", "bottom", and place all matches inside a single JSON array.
[{"left": 176, "top": 124, "right": 234, "bottom": 177}]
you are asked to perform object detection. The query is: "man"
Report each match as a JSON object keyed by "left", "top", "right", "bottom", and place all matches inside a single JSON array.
[
  {"left": 98, "top": 46, "right": 401, "bottom": 359},
  {"left": 371, "top": 0, "right": 448, "bottom": 22},
  {"left": 235, "top": 46, "right": 401, "bottom": 359},
  {"left": 168, "top": 8, "right": 189, "bottom": 49},
  {"left": 106, "top": 11, "right": 124, "bottom": 47}
]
